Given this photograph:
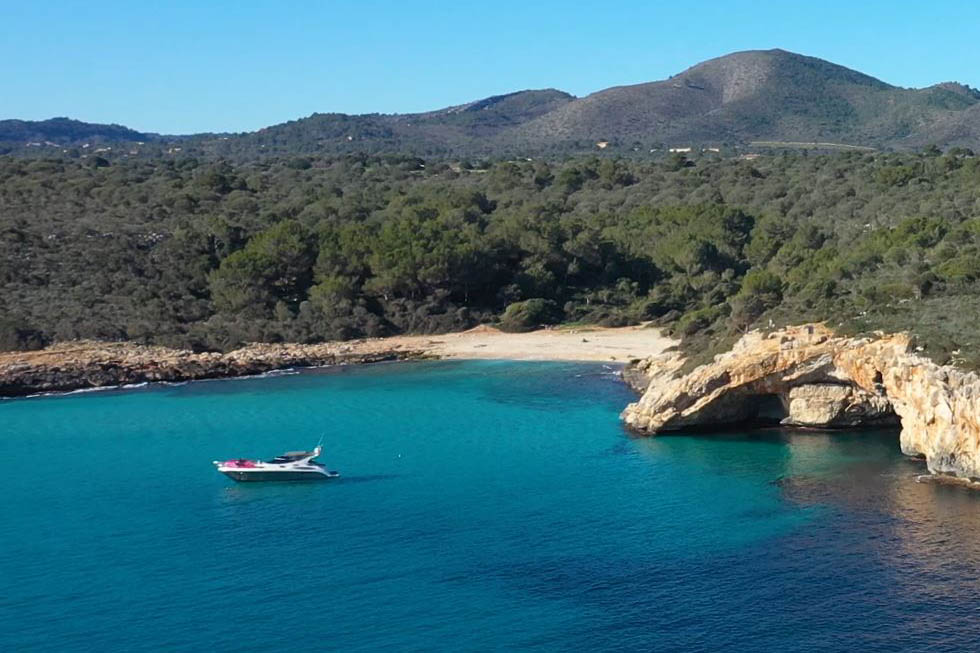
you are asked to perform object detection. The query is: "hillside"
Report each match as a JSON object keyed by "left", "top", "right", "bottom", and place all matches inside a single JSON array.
[
  {"left": 512, "top": 49, "right": 980, "bottom": 149},
  {"left": 195, "top": 49, "right": 980, "bottom": 156},
  {"left": 3, "top": 50, "right": 980, "bottom": 157},
  {"left": 0, "top": 117, "right": 162, "bottom": 153},
  {"left": 4, "top": 149, "right": 980, "bottom": 372},
  {"left": 191, "top": 89, "right": 576, "bottom": 158}
]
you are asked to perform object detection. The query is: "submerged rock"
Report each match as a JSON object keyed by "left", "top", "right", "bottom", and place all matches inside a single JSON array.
[{"left": 621, "top": 324, "right": 980, "bottom": 482}]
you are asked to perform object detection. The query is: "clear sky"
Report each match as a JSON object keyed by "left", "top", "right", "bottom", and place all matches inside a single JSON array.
[{"left": 3, "top": 0, "right": 978, "bottom": 134}]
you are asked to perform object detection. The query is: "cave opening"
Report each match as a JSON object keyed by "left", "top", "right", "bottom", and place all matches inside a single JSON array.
[{"left": 754, "top": 393, "right": 789, "bottom": 424}]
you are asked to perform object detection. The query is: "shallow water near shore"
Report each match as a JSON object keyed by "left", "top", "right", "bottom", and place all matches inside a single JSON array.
[{"left": 2, "top": 360, "right": 979, "bottom": 651}]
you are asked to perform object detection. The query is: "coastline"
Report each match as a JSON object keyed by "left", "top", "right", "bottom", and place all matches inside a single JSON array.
[{"left": 0, "top": 324, "right": 676, "bottom": 398}]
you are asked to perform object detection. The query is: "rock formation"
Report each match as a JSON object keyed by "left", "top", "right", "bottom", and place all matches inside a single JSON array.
[
  {"left": 782, "top": 383, "right": 895, "bottom": 428},
  {"left": 622, "top": 324, "right": 980, "bottom": 482},
  {"left": 0, "top": 340, "right": 430, "bottom": 397}
]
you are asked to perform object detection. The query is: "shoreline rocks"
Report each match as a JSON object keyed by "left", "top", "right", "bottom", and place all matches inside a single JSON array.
[
  {"left": 622, "top": 324, "right": 980, "bottom": 482},
  {"left": 0, "top": 341, "right": 432, "bottom": 397}
]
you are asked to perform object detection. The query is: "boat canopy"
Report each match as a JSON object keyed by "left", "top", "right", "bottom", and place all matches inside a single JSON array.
[{"left": 266, "top": 451, "right": 316, "bottom": 463}]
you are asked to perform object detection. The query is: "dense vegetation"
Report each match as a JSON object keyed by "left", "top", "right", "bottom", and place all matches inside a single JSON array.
[
  {"left": 0, "top": 118, "right": 162, "bottom": 154},
  {"left": 2, "top": 147, "right": 980, "bottom": 367}
]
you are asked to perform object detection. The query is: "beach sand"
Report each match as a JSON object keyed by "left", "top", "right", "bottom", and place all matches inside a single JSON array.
[{"left": 378, "top": 323, "right": 677, "bottom": 362}]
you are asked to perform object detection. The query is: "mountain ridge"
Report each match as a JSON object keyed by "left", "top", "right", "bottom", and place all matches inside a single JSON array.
[{"left": 3, "top": 49, "right": 979, "bottom": 156}]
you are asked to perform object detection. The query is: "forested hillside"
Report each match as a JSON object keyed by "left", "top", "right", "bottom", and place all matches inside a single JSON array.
[
  {"left": 3, "top": 148, "right": 980, "bottom": 367},
  {"left": 0, "top": 118, "right": 161, "bottom": 151}
]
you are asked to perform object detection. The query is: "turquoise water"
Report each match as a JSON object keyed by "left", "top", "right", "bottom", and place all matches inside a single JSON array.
[{"left": 2, "top": 360, "right": 980, "bottom": 651}]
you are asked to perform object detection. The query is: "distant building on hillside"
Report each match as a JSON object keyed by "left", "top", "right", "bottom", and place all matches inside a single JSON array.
[{"left": 668, "top": 147, "right": 692, "bottom": 153}]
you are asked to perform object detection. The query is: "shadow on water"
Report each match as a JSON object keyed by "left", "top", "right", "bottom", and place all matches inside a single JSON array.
[
  {"left": 630, "top": 424, "right": 905, "bottom": 453},
  {"left": 218, "top": 473, "right": 400, "bottom": 491},
  {"left": 629, "top": 424, "right": 980, "bottom": 538},
  {"left": 216, "top": 474, "right": 402, "bottom": 506}
]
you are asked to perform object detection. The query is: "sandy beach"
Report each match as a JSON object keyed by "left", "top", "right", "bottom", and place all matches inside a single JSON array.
[{"left": 384, "top": 324, "right": 677, "bottom": 362}]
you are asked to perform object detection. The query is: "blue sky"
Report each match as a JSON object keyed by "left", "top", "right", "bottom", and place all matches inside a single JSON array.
[{"left": 3, "top": 1, "right": 978, "bottom": 134}]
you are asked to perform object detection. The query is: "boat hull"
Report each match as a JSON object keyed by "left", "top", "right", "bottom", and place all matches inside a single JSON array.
[{"left": 220, "top": 470, "right": 339, "bottom": 482}]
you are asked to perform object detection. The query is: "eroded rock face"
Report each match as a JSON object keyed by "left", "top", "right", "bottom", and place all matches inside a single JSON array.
[
  {"left": 621, "top": 350, "right": 686, "bottom": 394},
  {"left": 622, "top": 324, "right": 980, "bottom": 481},
  {"left": 783, "top": 384, "right": 896, "bottom": 428}
]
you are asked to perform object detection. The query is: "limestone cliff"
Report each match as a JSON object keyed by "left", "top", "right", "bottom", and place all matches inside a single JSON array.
[{"left": 622, "top": 324, "right": 980, "bottom": 482}]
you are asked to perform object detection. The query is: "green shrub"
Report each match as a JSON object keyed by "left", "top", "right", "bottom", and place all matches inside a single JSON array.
[
  {"left": 498, "top": 299, "right": 561, "bottom": 332},
  {"left": 676, "top": 304, "right": 728, "bottom": 336}
]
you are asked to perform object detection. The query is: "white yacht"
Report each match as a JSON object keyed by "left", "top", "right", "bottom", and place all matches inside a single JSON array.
[{"left": 213, "top": 445, "right": 340, "bottom": 482}]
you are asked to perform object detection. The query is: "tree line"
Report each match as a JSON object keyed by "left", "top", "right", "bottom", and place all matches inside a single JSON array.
[{"left": 2, "top": 148, "right": 980, "bottom": 367}]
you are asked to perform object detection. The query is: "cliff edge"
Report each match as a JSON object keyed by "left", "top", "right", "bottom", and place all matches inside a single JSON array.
[{"left": 622, "top": 324, "right": 980, "bottom": 481}]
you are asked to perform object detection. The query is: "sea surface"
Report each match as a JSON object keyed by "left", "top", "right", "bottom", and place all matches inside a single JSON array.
[{"left": 2, "top": 360, "right": 979, "bottom": 651}]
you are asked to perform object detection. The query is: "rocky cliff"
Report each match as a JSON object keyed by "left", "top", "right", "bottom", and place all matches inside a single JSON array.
[
  {"left": 622, "top": 324, "right": 980, "bottom": 482},
  {"left": 0, "top": 340, "right": 430, "bottom": 397}
]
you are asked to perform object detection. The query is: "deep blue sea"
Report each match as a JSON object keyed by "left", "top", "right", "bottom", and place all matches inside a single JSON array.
[{"left": 2, "top": 360, "right": 980, "bottom": 651}]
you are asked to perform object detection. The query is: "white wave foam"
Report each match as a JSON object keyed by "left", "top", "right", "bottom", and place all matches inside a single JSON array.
[{"left": 23, "top": 385, "right": 119, "bottom": 399}]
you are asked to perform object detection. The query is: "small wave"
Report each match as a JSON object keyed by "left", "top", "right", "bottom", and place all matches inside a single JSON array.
[
  {"left": 8, "top": 364, "right": 320, "bottom": 401},
  {"left": 259, "top": 368, "right": 299, "bottom": 377},
  {"left": 23, "top": 385, "right": 121, "bottom": 399},
  {"left": 16, "top": 380, "right": 159, "bottom": 400},
  {"left": 576, "top": 370, "right": 624, "bottom": 380}
]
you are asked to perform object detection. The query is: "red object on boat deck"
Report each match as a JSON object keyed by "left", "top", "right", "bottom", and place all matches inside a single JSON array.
[{"left": 223, "top": 459, "right": 258, "bottom": 468}]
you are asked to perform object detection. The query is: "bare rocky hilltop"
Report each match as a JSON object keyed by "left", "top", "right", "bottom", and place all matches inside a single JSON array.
[{"left": 622, "top": 324, "right": 980, "bottom": 483}]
